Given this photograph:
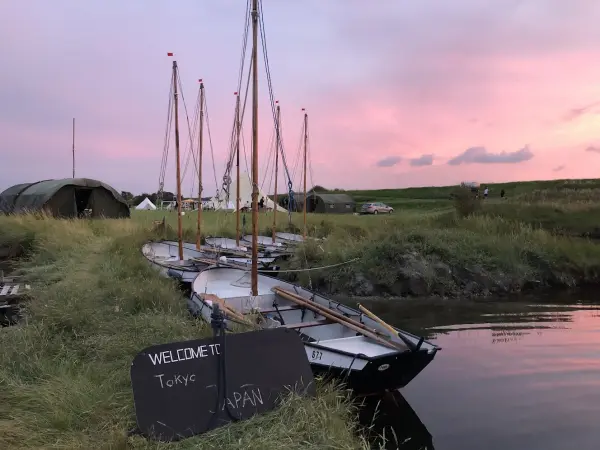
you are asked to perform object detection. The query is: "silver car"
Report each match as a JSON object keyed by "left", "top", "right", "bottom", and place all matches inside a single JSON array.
[{"left": 360, "top": 202, "right": 393, "bottom": 214}]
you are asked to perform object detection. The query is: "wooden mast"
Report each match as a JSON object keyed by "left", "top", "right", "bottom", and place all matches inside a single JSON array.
[
  {"left": 272, "top": 101, "right": 280, "bottom": 244},
  {"left": 170, "top": 53, "right": 184, "bottom": 261},
  {"left": 235, "top": 93, "right": 241, "bottom": 247},
  {"left": 196, "top": 79, "right": 205, "bottom": 250},
  {"left": 72, "top": 118, "right": 75, "bottom": 178},
  {"left": 302, "top": 109, "right": 308, "bottom": 239},
  {"left": 250, "top": 0, "right": 259, "bottom": 296}
]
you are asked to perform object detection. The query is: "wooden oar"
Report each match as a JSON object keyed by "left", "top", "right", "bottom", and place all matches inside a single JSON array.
[
  {"left": 272, "top": 287, "right": 406, "bottom": 352},
  {"left": 358, "top": 303, "right": 421, "bottom": 352},
  {"left": 272, "top": 287, "right": 403, "bottom": 343},
  {"left": 200, "top": 293, "right": 253, "bottom": 325}
]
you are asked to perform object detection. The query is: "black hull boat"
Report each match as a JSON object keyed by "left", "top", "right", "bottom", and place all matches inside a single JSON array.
[{"left": 188, "top": 267, "right": 439, "bottom": 394}]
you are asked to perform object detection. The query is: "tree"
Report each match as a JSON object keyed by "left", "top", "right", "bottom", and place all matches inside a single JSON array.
[{"left": 120, "top": 191, "right": 134, "bottom": 201}]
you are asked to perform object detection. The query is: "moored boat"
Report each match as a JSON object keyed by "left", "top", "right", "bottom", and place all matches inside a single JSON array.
[{"left": 189, "top": 267, "right": 439, "bottom": 394}]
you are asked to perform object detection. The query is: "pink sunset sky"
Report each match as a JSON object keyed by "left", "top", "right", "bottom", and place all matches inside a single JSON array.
[{"left": 1, "top": 0, "right": 600, "bottom": 197}]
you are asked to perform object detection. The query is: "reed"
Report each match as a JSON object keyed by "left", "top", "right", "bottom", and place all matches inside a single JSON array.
[{"left": 0, "top": 214, "right": 367, "bottom": 449}]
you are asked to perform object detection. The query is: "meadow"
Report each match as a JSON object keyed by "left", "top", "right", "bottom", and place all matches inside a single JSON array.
[{"left": 1, "top": 176, "right": 600, "bottom": 448}]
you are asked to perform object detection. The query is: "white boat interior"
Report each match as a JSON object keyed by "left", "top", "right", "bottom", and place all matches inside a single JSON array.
[
  {"left": 142, "top": 241, "right": 207, "bottom": 265},
  {"left": 242, "top": 234, "right": 288, "bottom": 247},
  {"left": 154, "top": 241, "right": 276, "bottom": 266},
  {"left": 192, "top": 267, "right": 437, "bottom": 356},
  {"left": 275, "top": 232, "right": 305, "bottom": 243},
  {"left": 205, "top": 237, "right": 251, "bottom": 251}
]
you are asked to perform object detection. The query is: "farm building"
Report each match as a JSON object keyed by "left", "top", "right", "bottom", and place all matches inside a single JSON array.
[
  {"left": 0, "top": 178, "right": 130, "bottom": 218},
  {"left": 290, "top": 192, "right": 356, "bottom": 214}
]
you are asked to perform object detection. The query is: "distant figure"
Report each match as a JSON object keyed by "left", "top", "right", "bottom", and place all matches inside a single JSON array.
[
  {"left": 259, "top": 197, "right": 265, "bottom": 210},
  {"left": 483, "top": 187, "right": 489, "bottom": 199},
  {"left": 500, "top": 189, "right": 505, "bottom": 199}
]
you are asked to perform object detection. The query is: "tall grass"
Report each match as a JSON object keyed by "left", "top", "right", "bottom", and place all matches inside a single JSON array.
[
  {"left": 130, "top": 207, "right": 600, "bottom": 297},
  {"left": 0, "top": 215, "right": 366, "bottom": 449}
]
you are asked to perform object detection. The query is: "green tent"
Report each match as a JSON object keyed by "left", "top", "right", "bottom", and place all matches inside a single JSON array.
[
  {"left": 0, "top": 178, "right": 130, "bottom": 218},
  {"left": 296, "top": 192, "right": 356, "bottom": 214}
]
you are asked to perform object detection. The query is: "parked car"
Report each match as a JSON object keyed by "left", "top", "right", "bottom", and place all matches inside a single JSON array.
[{"left": 360, "top": 202, "right": 393, "bottom": 214}]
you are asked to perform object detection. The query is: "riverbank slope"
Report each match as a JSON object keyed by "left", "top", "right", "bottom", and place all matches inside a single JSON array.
[{"left": 0, "top": 215, "right": 365, "bottom": 449}]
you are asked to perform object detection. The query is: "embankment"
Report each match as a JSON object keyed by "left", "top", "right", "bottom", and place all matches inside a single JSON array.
[
  {"left": 280, "top": 213, "right": 600, "bottom": 299},
  {"left": 0, "top": 215, "right": 365, "bottom": 449}
]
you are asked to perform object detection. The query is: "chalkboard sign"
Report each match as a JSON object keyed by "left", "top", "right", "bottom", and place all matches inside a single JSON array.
[{"left": 130, "top": 328, "right": 316, "bottom": 441}]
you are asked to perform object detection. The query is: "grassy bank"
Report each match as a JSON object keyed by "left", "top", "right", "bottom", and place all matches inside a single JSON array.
[
  {"left": 134, "top": 203, "right": 600, "bottom": 299},
  {"left": 0, "top": 215, "right": 366, "bottom": 449}
]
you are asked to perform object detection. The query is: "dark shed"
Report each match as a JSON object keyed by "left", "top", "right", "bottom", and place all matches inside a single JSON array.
[{"left": 0, "top": 178, "right": 130, "bottom": 218}]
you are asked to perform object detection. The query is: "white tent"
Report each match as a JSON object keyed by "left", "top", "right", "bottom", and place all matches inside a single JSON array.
[
  {"left": 210, "top": 172, "right": 287, "bottom": 212},
  {"left": 135, "top": 197, "right": 157, "bottom": 210}
]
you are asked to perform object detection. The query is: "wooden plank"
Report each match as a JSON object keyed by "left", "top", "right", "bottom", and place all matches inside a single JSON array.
[
  {"left": 0, "top": 285, "right": 10, "bottom": 296},
  {"left": 281, "top": 319, "right": 330, "bottom": 329},
  {"left": 259, "top": 305, "right": 300, "bottom": 314}
]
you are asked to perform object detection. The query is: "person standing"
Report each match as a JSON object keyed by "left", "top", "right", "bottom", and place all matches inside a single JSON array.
[{"left": 483, "top": 187, "right": 489, "bottom": 199}]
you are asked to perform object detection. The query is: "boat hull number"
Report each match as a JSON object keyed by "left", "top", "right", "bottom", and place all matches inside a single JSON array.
[{"left": 311, "top": 350, "right": 323, "bottom": 361}]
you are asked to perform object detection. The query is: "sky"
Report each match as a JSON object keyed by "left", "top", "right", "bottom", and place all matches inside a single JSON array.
[{"left": 1, "top": 0, "right": 600, "bottom": 197}]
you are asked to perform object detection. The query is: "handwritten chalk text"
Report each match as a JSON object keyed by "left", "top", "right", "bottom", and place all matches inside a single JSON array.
[
  {"left": 154, "top": 372, "right": 197, "bottom": 388},
  {"left": 148, "top": 344, "right": 221, "bottom": 366}
]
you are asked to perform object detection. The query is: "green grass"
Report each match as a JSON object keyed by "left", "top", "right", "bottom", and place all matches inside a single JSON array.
[
  {"left": 0, "top": 215, "right": 368, "bottom": 449},
  {"left": 134, "top": 199, "right": 600, "bottom": 298}
]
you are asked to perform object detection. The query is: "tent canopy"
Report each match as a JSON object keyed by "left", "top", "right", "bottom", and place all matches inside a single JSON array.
[
  {"left": 135, "top": 197, "right": 157, "bottom": 210},
  {"left": 0, "top": 178, "right": 130, "bottom": 218},
  {"left": 210, "top": 172, "right": 287, "bottom": 212},
  {"left": 299, "top": 192, "right": 356, "bottom": 214}
]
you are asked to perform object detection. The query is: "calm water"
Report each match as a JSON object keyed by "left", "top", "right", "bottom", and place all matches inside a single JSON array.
[{"left": 360, "top": 290, "right": 600, "bottom": 450}]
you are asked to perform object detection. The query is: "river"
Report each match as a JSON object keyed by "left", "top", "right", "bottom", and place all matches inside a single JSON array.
[{"left": 358, "top": 289, "right": 600, "bottom": 450}]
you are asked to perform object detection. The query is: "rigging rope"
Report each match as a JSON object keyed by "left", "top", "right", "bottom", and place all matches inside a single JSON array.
[{"left": 258, "top": 0, "right": 295, "bottom": 219}]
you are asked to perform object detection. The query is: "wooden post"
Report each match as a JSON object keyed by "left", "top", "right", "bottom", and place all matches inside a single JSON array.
[
  {"left": 250, "top": 0, "right": 259, "bottom": 296},
  {"left": 303, "top": 110, "right": 308, "bottom": 239},
  {"left": 170, "top": 54, "right": 184, "bottom": 261},
  {"left": 272, "top": 102, "right": 280, "bottom": 244},
  {"left": 196, "top": 80, "right": 205, "bottom": 250}
]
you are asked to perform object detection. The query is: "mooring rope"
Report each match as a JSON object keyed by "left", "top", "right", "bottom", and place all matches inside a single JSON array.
[{"left": 250, "top": 257, "right": 360, "bottom": 274}]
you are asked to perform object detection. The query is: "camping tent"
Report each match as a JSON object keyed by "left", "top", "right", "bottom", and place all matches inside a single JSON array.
[
  {"left": 0, "top": 178, "right": 130, "bottom": 218},
  {"left": 135, "top": 197, "right": 157, "bottom": 210},
  {"left": 210, "top": 172, "right": 287, "bottom": 212},
  {"left": 296, "top": 192, "right": 356, "bottom": 214}
]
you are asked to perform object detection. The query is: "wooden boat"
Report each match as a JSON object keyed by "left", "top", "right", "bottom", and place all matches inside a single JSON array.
[
  {"left": 275, "top": 232, "right": 305, "bottom": 243},
  {"left": 205, "top": 236, "right": 292, "bottom": 257},
  {"left": 142, "top": 241, "right": 279, "bottom": 283},
  {"left": 189, "top": 267, "right": 439, "bottom": 393}
]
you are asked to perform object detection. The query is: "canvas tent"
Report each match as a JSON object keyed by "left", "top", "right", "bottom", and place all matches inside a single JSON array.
[
  {"left": 296, "top": 192, "right": 356, "bottom": 214},
  {"left": 0, "top": 178, "right": 130, "bottom": 218},
  {"left": 135, "top": 197, "right": 157, "bottom": 210},
  {"left": 209, "top": 172, "right": 287, "bottom": 212}
]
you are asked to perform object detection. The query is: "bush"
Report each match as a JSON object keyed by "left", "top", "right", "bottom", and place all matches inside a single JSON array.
[{"left": 452, "top": 187, "right": 481, "bottom": 217}]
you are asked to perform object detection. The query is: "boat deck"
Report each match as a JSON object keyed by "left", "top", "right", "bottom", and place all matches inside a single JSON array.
[{"left": 317, "top": 335, "right": 398, "bottom": 357}]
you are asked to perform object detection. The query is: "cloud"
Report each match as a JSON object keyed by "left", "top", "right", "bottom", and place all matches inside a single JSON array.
[
  {"left": 376, "top": 156, "right": 402, "bottom": 167},
  {"left": 585, "top": 145, "right": 600, "bottom": 153},
  {"left": 409, "top": 154, "right": 434, "bottom": 167},
  {"left": 447, "top": 145, "right": 534, "bottom": 166},
  {"left": 553, "top": 165, "right": 565, "bottom": 172},
  {"left": 564, "top": 101, "right": 600, "bottom": 121}
]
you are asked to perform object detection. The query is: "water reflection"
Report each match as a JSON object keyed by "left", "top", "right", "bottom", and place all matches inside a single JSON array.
[
  {"left": 357, "top": 390, "right": 434, "bottom": 450},
  {"left": 356, "top": 289, "right": 600, "bottom": 450}
]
